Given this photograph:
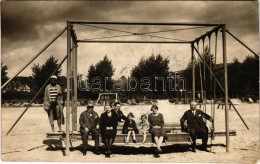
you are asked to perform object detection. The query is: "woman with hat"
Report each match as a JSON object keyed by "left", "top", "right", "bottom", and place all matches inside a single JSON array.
[
  {"left": 148, "top": 105, "right": 167, "bottom": 154},
  {"left": 99, "top": 101, "right": 119, "bottom": 157}
]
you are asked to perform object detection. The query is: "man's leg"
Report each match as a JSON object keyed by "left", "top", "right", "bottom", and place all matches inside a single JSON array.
[
  {"left": 55, "top": 104, "right": 62, "bottom": 132},
  {"left": 48, "top": 106, "right": 55, "bottom": 132},
  {"left": 90, "top": 129, "right": 100, "bottom": 154},
  {"left": 81, "top": 130, "right": 90, "bottom": 155},
  {"left": 196, "top": 128, "right": 208, "bottom": 151},
  {"left": 201, "top": 128, "right": 208, "bottom": 150},
  {"left": 190, "top": 128, "right": 197, "bottom": 152}
]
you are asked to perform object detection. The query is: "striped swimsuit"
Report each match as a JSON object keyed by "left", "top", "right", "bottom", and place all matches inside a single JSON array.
[{"left": 49, "top": 86, "right": 58, "bottom": 102}]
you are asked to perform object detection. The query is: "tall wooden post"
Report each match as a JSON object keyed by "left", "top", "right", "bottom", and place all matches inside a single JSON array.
[
  {"left": 222, "top": 24, "right": 229, "bottom": 152},
  {"left": 66, "top": 21, "right": 71, "bottom": 155},
  {"left": 191, "top": 43, "right": 195, "bottom": 101},
  {"left": 72, "top": 42, "right": 78, "bottom": 131},
  {"left": 71, "top": 41, "right": 75, "bottom": 131}
]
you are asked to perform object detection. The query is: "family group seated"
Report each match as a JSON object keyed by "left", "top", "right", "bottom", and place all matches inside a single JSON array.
[
  {"left": 43, "top": 78, "right": 213, "bottom": 158},
  {"left": 76, "top": 100, "right": 213, "bottom": 157}
]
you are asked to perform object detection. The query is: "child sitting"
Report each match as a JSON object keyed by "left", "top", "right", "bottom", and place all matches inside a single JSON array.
[
  {"left": 138, "top": 114, "right": 150, "bottom": 144},
  {"left": 122, "top": 112, "right": 139, "bottom": 144}
]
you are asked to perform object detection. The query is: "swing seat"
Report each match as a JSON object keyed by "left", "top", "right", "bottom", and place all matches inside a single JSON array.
[
  {"left": 217, "top": 101, "right": 232, "bottom": 110},
  {"left": 46, "top": 123, "right": 236, "bottom": 144}
]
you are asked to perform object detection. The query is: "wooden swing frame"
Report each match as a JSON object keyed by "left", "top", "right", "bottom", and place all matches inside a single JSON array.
[{"left": 4, "top": 21, "right": 256, "bottom": 156}]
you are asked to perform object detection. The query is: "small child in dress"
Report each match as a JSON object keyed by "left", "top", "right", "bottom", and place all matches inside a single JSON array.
[
  {"left": 122, "top": 112, "right": 138, "bottom": 144},
  {"left": 138, "top": 114, "right": 150, "bottom": 144}
]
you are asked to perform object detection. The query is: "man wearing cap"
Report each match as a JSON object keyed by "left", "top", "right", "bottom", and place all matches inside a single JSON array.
[
  {"left": 44, "top": 75, "right": 64, "bottom": 132},
  {"left": 79, "top": 100, "right": 100, "bottom": 156},
  {"left": 180, "top": 101, "right": 213, "bottom": 152}
]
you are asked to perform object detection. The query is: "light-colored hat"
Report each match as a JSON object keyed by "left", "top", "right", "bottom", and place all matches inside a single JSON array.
[
  {"left": 51, "top": 75, "right": 57, "bottom": 79},
  {"left": 87, "top": 100, "right": 94, "bottom": 107}
]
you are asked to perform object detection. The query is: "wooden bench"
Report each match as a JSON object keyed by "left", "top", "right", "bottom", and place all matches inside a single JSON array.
[
  {"left": 197, "top": 102, "right": 232, "bottom": 110},
  {"left": 217, "top": 102, "right": 232, "bottom": 110},
  {"left": 46, "top": 124, "right": 236, "bottom": 144}
]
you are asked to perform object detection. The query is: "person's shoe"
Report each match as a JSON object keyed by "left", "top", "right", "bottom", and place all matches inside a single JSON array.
[
  {"left": 202, "top": 144, "right": 208, "bottom": 151},
  {"left": 154, "top": 153, "right": 160, "bottom": 158},
  {"left": 157, "top": 148, "right": 163, "bottom": 153},
  {"left": 202, "top": 146, "right": 209, "bottom": 152},
  {"left": 95, "top": 148, "right": 100, "bottom": 155},
  {"left": 192, "top": 143, "right": 196, "bottom": 152},
  {"left": 105, "top": 151, "right": 111, "bottom": 158},
  {"left": 83, "top": 150, "right": 87, "bottom": 156},
  {"left": 133, "top": 140, "right": 137, "bottom": 143}
]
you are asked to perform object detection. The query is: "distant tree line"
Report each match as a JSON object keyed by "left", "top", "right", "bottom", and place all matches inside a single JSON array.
[
  {"left": 182, "top": 46, "right": 259, "bottom": 100},
  {"left": 1, "top": 50, "right": 258, "bottom": 102}
]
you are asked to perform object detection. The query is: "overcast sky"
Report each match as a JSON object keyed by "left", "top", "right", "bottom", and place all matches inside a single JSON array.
[{"left": 1, "top": 1, "right": 259, "bottom": 79}]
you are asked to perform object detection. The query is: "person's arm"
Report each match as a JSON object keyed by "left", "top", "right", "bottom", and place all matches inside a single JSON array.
[
  {"left": 120, "top": 110, "right": 127, "bottom": 121},
  {"left": 99, "top": 114, "right": 105, "bottom": 131},
  {"left": 144, "top": 121, "right": 150, "bottom": 131},
  {"left": 201, "top": 111, "right": 213, "bottom": 122},
  {"left": 160, "top": 114, "right": 165, "bottom": 128},
  {"left": 148, "top": 114, "right": 153, "bottom": 129},
  {"left": 79, "top": 113, "right": 88, "bottom": 131},
  {"left": 180, "top": 112, "right": 188, "bottom": 132},
  {"left": 138, "top": 122, "right": 142, "bottom": 130},
  {"left": 94, "top": 112, "right": 100, "bottom": 129},
  {"left": 111, "top": 111, "right": 118, "bottom": 130},
  {"left": 57, "top": 85, "right": 63, "bottom": 106},
  {"left": 133, "top": 121, "right": 139, "bottom": 134},
  {"left": 44, "top": 86, "right": 50, "bottom": 111}
]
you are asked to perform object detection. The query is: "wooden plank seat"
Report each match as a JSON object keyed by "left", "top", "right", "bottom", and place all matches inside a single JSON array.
[
  {"left": 217, "top": 102, "right": 232, "bottom": 110},
  {"left": 46, "top": 124, "right": 236, "bottom": 144},
  {"left": 47, "top": 131, "right": 192, "bottom": 143},
  {"left": 197, "top": 102, "right": 232, "bottom": 110}
]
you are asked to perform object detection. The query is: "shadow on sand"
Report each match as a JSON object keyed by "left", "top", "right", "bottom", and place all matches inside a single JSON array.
[{"left": 43, "top": 139, "right": 226, "bottom": 156}]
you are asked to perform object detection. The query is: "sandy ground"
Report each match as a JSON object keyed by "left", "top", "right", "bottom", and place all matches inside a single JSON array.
[{"left": 1, "top": 103, "right": 259, "bottom": 163}]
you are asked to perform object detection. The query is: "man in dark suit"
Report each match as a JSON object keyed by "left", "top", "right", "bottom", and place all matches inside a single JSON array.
[
  {"left": 79, "top": 100, "right": 100, "bottom": 156},
  {"left": 180, "top": 101, "right": 213, "bottom": 152},
  {"left": 113, "top": 102, "right": 127, "bottom": 122}
]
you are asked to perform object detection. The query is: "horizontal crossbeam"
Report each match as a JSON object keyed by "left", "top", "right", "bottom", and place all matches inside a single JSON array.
[
  {"left": 77, "top": 40, "right": 191, "bottom": 44},
  {"left": 71, "top": 21, "right": 223, "bottom": 27}
]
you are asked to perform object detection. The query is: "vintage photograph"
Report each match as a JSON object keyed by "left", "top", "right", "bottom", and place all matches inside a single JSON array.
[{"left": 1, "top": 1, "right": 259, "bottom": 163}]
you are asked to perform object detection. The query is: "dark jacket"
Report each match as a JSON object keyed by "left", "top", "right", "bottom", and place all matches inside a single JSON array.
[
  {"left": 122, "top": 118, "right": 139, "bottom": 134},
  {"left": 99, "top": 110, "right": 119, "bottom": 137},
  {"left": 79, "top": 110, "right": 99, "bottom": 131},
  {"left": 180, "top": 109, "right": 212, "bottom": 131},
  {"left": 113, "top": 109, "right": 127, "bottom": 122}
]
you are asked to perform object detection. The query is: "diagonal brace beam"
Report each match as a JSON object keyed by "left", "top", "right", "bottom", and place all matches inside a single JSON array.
[
  {"left": 194, "top": 46, "right": 249, "bottom": 130},
  {"left": 5, "top": 51, "right": 71, "bottom": 135},
  {"left": 226, "top": 29, "right": 259, "bottom": 57},
  {"left": 2, "top": 27, "right": 67, "bottom": 89}
]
